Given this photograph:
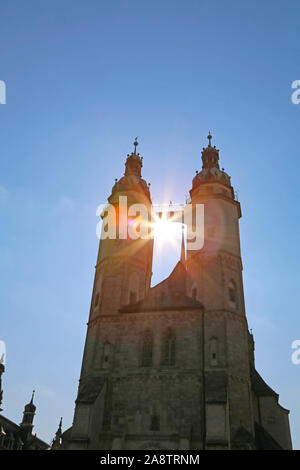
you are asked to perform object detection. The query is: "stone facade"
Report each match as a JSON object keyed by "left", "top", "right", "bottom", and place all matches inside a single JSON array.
[{"left": 63, "top": 136, "right": 292, "bottom": 450}]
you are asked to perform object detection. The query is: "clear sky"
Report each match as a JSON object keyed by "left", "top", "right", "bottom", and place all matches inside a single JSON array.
[{"left": 0, "top": 0, "right": 299, "bottom": 448}]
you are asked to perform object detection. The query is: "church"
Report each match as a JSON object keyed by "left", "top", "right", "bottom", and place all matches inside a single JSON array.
[
  {"left": 61, "top": 134, "right": 292, "bottom": 450},
  {"left": 0, "top": 362, "right": 48, "bottom": 450}
]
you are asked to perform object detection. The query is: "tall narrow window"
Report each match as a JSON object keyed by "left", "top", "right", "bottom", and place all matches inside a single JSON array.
[
  {"left": 161, "top": 329, "right": 176, "bottom": 366},
  {"left": 94, "top": 292, "right": 99, "bottom": 307},
  {"left": 228, "top": 280, "right": 238, "bottom": 308},
  {"left": 210, "top": 337, "right": 218, "bottom": 366},
  {"left": 102, "top": 342, "right": 111, "bottom": 369},
  {"left": 140, "top": 330, "right": 153, "bottom": 367}
]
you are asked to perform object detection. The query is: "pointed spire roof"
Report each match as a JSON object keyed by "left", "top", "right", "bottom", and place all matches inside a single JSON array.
[
  {"left": 24, "top": 390, "right": 36, "bottom": 412},
  {"left": 56, "top": 417, "right": 63, "bottom": 438},
  {"left": 51, "top": 417, "right": 63, "bottom": 449}
]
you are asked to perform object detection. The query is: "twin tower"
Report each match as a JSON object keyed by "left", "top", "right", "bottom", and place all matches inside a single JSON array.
[{"left": 62, "top": 135, "right": 292, "bottom": 450}]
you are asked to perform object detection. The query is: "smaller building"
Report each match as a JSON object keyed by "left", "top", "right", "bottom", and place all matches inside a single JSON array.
[{"left": 0, "top": 363, "right": 49, "bottom": 450}]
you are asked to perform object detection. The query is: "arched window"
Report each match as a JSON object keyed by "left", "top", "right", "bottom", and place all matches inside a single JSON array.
[
  {"left": 210, "top": 337, "right": 218, "bottom": 366},
  {"left": 228, "top": 280, "right": 238, "bottom": 308},
  {"left": 140, "top": 330, "right": 153, "bottom": 367},
  {"left": 161, "top": 329, "right": 176, "bottom": 366}
]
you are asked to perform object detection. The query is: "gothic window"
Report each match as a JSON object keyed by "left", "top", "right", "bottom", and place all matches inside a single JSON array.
[
  {"left": 161, "top": 329, "right": 176, "bottom": 366},
  {"left": 228, "top": 280, "right": 238, "bottom": 308},
  {"left": 150, "top": 414, "right": 160, "bottom": 431},
  {"left": 140, "top": 331, "right": 153, "bottom": 367},
  {"left": 210, "top": 337, "right": 218, "bottom": 366}
]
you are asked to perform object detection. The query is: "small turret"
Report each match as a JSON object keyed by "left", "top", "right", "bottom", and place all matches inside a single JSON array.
[
  {"left": 20, "top": 390, "right": 36, "bottom": 429},
  {"left": 51, "top": 417, "right": 63, "bottom": 450}
]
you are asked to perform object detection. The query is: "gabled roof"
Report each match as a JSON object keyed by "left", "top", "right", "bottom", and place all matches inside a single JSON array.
[{"left": 120, "top": 261, "right": 204, "bottom": 313}]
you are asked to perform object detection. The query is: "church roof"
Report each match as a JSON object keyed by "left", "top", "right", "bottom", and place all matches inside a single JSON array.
[
  {"left": 255, "top": 422, "right": 283, "bottom": 450},
  {"left": 76, "top": 376, "right": 106, "bottom": 404},
  {"left": 120, "top": 261, "right": 204, "bottom": 313},
  {"left": 0, "top": 414, "right": 48, "bottom": 450},
  {"left": 250, "top": 366, "right": 278, "bottom": 398}
]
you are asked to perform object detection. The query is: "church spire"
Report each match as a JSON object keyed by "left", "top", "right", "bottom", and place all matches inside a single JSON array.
[
  {"left": 51, "top": 417, "right": 63, "bottom": 450},
  {"left": 207, "top": 131, "right": 212, "bottom": 147},
  {"left": 124, "top": 137, "right": 143, "bottom": 177},
  {"left": 201, "top": 131, "right": 220, "bottom": 170},
  {"left": 20, "top": 390, "right": 36, "bottom": 435},
  {"left": 133, "top": 137, "right": 138, "bottom": 155},
  {"left": 110, "top": 138, "right": 151, "bottom": 202}
]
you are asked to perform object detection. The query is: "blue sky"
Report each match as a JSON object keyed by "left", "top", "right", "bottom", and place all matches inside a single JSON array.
[{"left": 0, "top": 0, "right": 299, "bottom": 448}]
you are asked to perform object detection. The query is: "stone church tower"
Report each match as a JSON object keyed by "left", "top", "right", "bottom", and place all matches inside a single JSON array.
[{"left": 63, "top": 136, "right": 292, "bottom": 450}]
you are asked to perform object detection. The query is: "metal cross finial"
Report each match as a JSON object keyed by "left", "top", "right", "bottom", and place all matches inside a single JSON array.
[
  {"left": 207, "top": 131, "right": 212, "bottom": 147},
  {"left": 31, "top": 390, "right": 35, "bottom": 403},
  {"left": 133, "top": 137, "right": 138, "bottom": 154}
]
